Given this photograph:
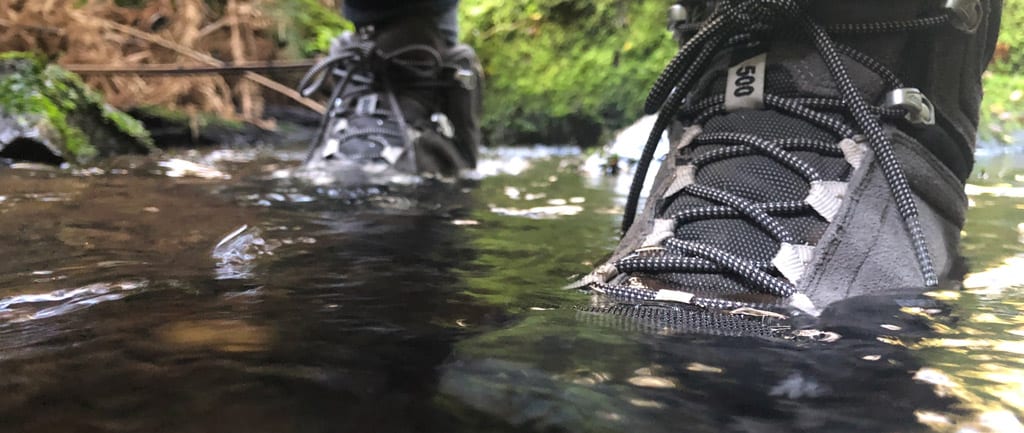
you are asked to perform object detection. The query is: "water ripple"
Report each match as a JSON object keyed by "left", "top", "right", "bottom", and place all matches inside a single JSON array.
[{"left": 0, "top": 280, "right": 146, "bottom": 323}]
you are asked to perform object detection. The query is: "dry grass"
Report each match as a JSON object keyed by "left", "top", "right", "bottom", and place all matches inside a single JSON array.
[{"left": 0, "top": 0, "right": 283, "bottom": 126}]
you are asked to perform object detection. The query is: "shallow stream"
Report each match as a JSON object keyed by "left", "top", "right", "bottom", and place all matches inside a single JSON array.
[{"left": 0, "top": 142, "right": 1022, "bottom": 432}]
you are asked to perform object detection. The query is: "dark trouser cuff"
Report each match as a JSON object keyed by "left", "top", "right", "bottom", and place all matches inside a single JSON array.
[{"left": 343, "top": 0, "right": 459, "bottom": 46}]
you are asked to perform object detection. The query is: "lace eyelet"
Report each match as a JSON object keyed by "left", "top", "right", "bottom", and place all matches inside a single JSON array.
[
  {"left": 945, "top": 0, "right": 983, "bottom": 33},
  {"left": 667, "top": 4, "right": 690, "bottom": 30},
  {"left": 331, "top": 118, "right": 348, "bottom": 134},
  {"left": 883, "top": 88, "right": 936, "bottom": 126},
  {"left": 431, "top": 113, "right": 456, "bottom": 139},
  {"left": 453, "top": 68, "right": 476, "bottom": 90}
]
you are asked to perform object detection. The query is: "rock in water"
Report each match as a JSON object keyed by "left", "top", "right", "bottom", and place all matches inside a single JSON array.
[
  {"left": 0, "top": 52, "right": 155, "bottom": 165},
  {"left": 606, "top": 114, "right": 668, "bottom": 162}
]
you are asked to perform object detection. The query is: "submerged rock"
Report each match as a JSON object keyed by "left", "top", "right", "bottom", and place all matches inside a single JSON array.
[{"left": 0, "top": 52, "right": 155, "bottom": 165}]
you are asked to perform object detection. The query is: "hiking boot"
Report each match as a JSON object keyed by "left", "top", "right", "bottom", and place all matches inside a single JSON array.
[
  {"left": 573, "top": 0, "right": 1002, "bottom": 334},
  {"left": 298, "top": 15, "right": 483, "bottom": 181}
]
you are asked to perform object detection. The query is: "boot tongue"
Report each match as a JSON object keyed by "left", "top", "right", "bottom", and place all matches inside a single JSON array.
[
  {"left": 693, "top": 39, "right": 885, "bottom": 103},
  {"left": 692, "top": 0, "right": 935, "bottom": 104}
]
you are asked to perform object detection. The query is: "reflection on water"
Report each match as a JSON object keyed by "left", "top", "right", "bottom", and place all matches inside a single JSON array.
[
  {"left": 0, "top": 144, "right": 1021, "bottom": 432},
  {"left": 923, "top": 148, "right": 1024, "bottom": 432}
]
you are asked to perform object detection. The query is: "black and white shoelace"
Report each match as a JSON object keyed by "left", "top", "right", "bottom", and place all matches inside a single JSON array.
[
  {"left": 298, "top": 35, "right": 445, "bottom": 156},
  {"left": 588, "top": 0, "right": 974, "bottom": 312}
]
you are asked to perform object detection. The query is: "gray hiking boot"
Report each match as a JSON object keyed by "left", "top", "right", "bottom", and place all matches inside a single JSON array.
[
  {"left": 574, "top": 0, "right": 1002, "bottom": 335},
  {"left": 298, "top": 15, "right": 483, "bottom": 180}
]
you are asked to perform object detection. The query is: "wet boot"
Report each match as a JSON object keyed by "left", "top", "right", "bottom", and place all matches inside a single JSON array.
[
  {"left": 298, "top": 14, "right": 483, "bottom": 181},
  {"left": 573, "top": 0, "right": 1002, "bottom": 336}
]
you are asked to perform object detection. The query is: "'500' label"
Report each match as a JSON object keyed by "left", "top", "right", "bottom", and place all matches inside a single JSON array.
[{"left": 725, "top": 53, "right": 766, "bottom": 111}]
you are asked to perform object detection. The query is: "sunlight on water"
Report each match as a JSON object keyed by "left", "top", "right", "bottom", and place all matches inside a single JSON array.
[
  {"left": 906, "top": 151, "right": 1024, "bottom": 432},
  {"left": 212, "top": 225, "right": 274, "bottom": 280},
  {"left": 963, "top": 256, "right": 1024, "bottom": 292},
  {"left": 0, "top": 281, "right": 145, "bottom": 323},
  {"left": 0, "top": 145, "right": 1022, "bottom": 432},
  {"left": 158, "top": 158, "right": 231, "bottom": 180}
]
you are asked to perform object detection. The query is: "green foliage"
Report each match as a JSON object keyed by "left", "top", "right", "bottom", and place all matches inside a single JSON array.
[
  {"left": 100, "top": 103, "right": 153, "bottom": 144},
  {"left": 979, "top": 72, "right": 1024, "bottom": 143},
  {"left": 992, "top": 0, "right": 1024, "bottom": 73},
  {"left": 460, "top": 0, "right": 676, "bottom": 144},
  {"left": 274, "top": 0, "right": 353, "bottom": 55},
  {"left": 1, "top": 53, "right": 95, "bottom": 159},
  {"left": 43, "top": 59, "right": 154, "bottom": 148},
  {"left": 978, "top": 0, "right": 1024, "bottom": 143},
  {"left": 280, "top": 0, "right": 674, "bottom": 144},
  {"left": 0, "top": 52, "right": 154, "bottom": 162},
  {"left": 284, "top": 1, "right": 1024, "bottom": 144}
]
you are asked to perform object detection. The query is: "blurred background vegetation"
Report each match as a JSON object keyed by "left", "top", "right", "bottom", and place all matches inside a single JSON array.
[
  {"left": 458, "top": 0, "right": 676, "bottom": 145},
  {"left": 984, "top": 0, "right": 1024, "bottom": 143},
  {"left": 1, "top": 0, "right": 1021, "bottom": 146},
  {"left": 278, "top": 0, "right": 1024, "bottom": 146},
  {"left": 294, "top": 0, "right": 677, "bottom": 145}
]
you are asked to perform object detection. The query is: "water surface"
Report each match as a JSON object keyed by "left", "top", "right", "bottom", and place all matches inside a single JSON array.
[{"left": 0, "top": 143, "right": 1022, "bottom": 432}]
